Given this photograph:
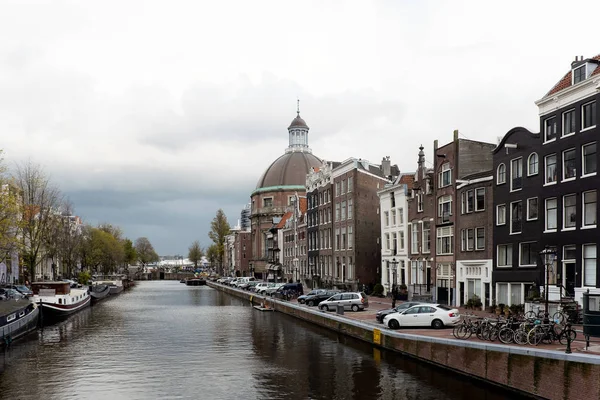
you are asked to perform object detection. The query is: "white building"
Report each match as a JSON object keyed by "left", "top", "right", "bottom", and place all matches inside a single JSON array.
[{"left": 377, "top": 173, "right": 413, "bottom": 295}]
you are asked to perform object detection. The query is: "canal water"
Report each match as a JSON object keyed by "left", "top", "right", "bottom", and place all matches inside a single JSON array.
[{"left": 0, "top": 281, "right": 527, "bottom": 399}]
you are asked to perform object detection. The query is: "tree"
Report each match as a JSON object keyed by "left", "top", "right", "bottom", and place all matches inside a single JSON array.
[
  {"left": 208, "top": 209, "right": 230, "bottom": 275},
  {"left": 78, "top": 225, "right": 124, "bottom": 275},
  {"left": 13, "top": 161, "right": 62, "bottom": 281},
  {"left": 188, "top": 240, "right": 204, "bottom": 268},
  {"left": 122, "top": 238, "right": 137, "bottom": 269},
  {"left": 45, "top": 199, "right": 83, "bottom": 279},
  {"left": 206, "top": 244, "right": 218, "bottom": 268},
  {"left": 134, "top": 237, "right": 159, "bottom": 274}
]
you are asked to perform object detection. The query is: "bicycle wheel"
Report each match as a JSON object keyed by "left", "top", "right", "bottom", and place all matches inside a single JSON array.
[
  {"left": 453, "top": 324, "right": 465, "bottom": 339},
  {"left": 513, "top": 329, "right": 528, "bottom": 345},
  {"left": 498, "top": 327, "right": 514, "bottom": 344},
  {"left": 488, "top": 327, "right": 499, "bottom": 342},
  {"left": 552, "top": 311, "right": 565, "bottom": 325},
  {"left": 559, "top": 328, "right": 577, "bottom": 345},
  {"left": 476, "top": 324, "right": 486, "bottom": 341},
  {"left": 525, "top": 311, "right": 536, "bottom": 320},
  {"left": 528, "top": 326, "right": 544, "bottom": 346}
]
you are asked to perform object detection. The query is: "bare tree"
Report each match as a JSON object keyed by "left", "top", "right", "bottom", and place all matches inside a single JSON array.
[
  {"left": 45, "top": 199, "right": 83, "bottom": 279},
  {"left": 134, "top": 237, "right": 159, "bottom": 274},
  {"left": 188, "top": 240, "right": 204, "bottom": 268},
  {"left": 13, "top": 161, "right": 62, "bottom": 281}
]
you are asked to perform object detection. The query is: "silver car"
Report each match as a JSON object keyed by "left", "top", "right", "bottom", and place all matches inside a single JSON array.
[{"left": 318, "top": 292, "right": 369, "bottom": 312}]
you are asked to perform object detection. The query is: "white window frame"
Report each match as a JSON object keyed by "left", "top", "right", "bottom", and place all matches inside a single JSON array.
[
  {"left": 544, "top": 154, "right": 557, "bottom": 185},
  {"left": 519, "top": 242, "right": 536, "bottom": 267},
  {"left": 573, "top": 64, "right": 586, "bottom": 85},
  {"left": 422, "top": 221, "right": 431, "bottom": 254},
  {"left": 583, "top": 244, "right": 597, "bottom": 287},
  {"left": 439, "top": 163, "right": 452, "bottom": 188},
  {"left": 497, "top": 244, "right": 512, "bottom": 267},
  {"left": 465, "top": 189, "right": 474, "bottom": 213},
  {"left": 582, "top": 100, "right": 597, "bottom": 132},
  {"left": 562, "top": 109, "right": 576, "bottom": 137},
  {"left": 527, "top": 152, "right": 539, "bottom": 176},
  {"left": 583, "top": 190, "right": 597, "bottom": 229},
  {"left": 438, "top": 195, "right": 452, "bottom": 222},
  {"left": 496, "top": 204, "right": 506, "bottom": 226},
  {"left": 384, "top": 211, "right": 389, "bottom": 227},
  {"left": 399, "top": 230, "right": 404, "bottom": 250},
  {"left": 544, "top": 116, "right": 557, "bottom": 143},
  {"left": 436, "top": 226, "right": 453, "bottom": 256},
  {"left": 417, "top": 193, "right": 423, "bottom": 212},
  {"left": 562, "top": 148, "right": 577, "bottom": 182},
  {"left": 563, "top": 194, "right": 577, "bottom": 230},
  {"left": 411, "top": 224, "right": 419, "bottom": 254},
  {"left": 475, "top": 227, "right": 485, "bottom": 251},
  {"left": 545, "top": 197, "right": 558, "bottom": 232},
  {"left": 509, "top": 201, "right": 522, "bottom": 235},
  {"left": 582, "top": 142, "right": 597, "bottom": 178},
  {"left": 391, "top": 209, "right": 397, "bottom": 226},
  {"left": 510, "top": 157, "right": 523, "bottom": 192},
  {"left": 526, "top": 197, "right": 538, "bottom": 221},
  {"left": 475, "top": 187, "right": 485, "bottom": 211},
  {"left": 497, "top": 163, "right": 506, "bottom": 185}
]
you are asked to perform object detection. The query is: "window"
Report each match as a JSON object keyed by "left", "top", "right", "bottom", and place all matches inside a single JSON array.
[
  {"left": 399, "top": 230, "right": 404, "bottom": 250},
  {"left": 544, "top": 116, "right": 557, "bottom": 142},
  {"left": 497, "top": 163, "right": 506, "bottom": 184},
  {"left": 438, "top": 195, "right": 452, "bottom": 223},
  {"left": 510, "top": 201, "right": 522, "bottom": 234},
  {"left": 583, "top": 191, "right": 597, "bottom": 227},
  {"left": 563, "top": 194, "right": 577, "bottom": 229},
  {"left": 347, "top": 177, "right": 353, "bottom": 192},
  {"left": 475, "top": 188, "right": 485, "bottom": 211},
  {"left": 527, "top": 197, "right": 538, "bottom": 221},
  {"left": 563, "top": 148, "right": 577, "bottom": 180},
  {"left": 411, "top": 225, "right": 419, "bottom": 254},
  {"left": 417, "top": 193, "right": 423, "bottom": 212},
  {"left": 583, "top": 101, "right": 597, "bottom": 130},
  {"left": 563, "top": 109, "right": 576, "bottom": 136},
  {"left": 497, "top": 283, "right": 508, "bottom": 304},
  {"left": 392, "top": 232, "right": 397, "bottom": 254},
  {"left": 476, "top": 227, "right": 485, "bottom": 250},
  {"left": 510, "top": 158, "right": 522, "bottom": 191},
  {"left": 341, "top": 201, "right": 346, "bottom": 220},
  {"left": 335, "top": 203, "right": 340, "bottom": 221},
  {"left": 263, "top": 197, "right": 273, "bottom": 207},
  {"left": 583, "top": 142, "right": 597, "bottom": 176},
  {"left": 545, "top": 154, "right": 557, "bottom": 184},
  {"left": 460, "top": 229, "right": 466, "bottom": 251},
  {"left": 467, "top": 228, "right": 474, "bottom": 251},
  {"left": 335, "top": 229, "right": 340, "bottom": 250},
  {"left": 341, "top": 179, "right": 346, "bottom": 194},
  {"left": 497, "top": 244, "right": 512, "bottom": 267},
  {"left": 348, "top": 199, "right": 353, "bottom": 219},
  {"left": 439, "top": 163, "right": 451, "bottom": 187},
  {"left": 584, "top": 244, "right": 597, "bottom": 287},
  {"left": 422, "top": 221, "right": 431, "bottom": 253},
  {"left": 385, "top": 233, "right": 390, "bottom": 250},
  {"left": 335, "top": 182, "right": 340, "bottom": 196},
  {"left": 519, "top": 242, "right": 536, "bottom": 266},
  {"left": 390, "top": 192, "right": 395, "bottom": 208},
  {"left": 436, "top": 226, "right": 453, "bottom": 255},
  {"left": 528, "top": 153, "right": 539, "bottom": 176},
  {"left": 466, "top": 190, "right": 474, "bottom": 213},
  {"left": 391, "top": 209, "right": 397, "bottom": 226},
  {"left": 497, "top": 204, "right": 506, "bottom": 225},
  {"left": 545, "top": 198, "right": 558, "bottom": 231},
  {"left": 398, "top": 208, "right": 403, "bottom": 224},
  {"left": 573, "top": 65, "right": 586, "bottom": 84}
]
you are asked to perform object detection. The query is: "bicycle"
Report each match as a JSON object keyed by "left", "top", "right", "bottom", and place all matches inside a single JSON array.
[{"left": 525, "top": 305, "right": 545, "bottom": 321}]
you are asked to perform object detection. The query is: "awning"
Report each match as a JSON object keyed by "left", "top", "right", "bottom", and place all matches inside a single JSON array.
[{"left": 267, "top": 264, "right": 282, "bottom": 271}]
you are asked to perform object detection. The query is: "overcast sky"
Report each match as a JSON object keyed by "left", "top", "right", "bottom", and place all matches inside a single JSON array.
[{"left": 2, "top": 1, "right": 599, "bottom": 255}]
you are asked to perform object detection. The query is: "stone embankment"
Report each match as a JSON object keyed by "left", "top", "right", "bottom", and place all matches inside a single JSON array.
[{"left": 208, "top": 281, "right": 600, "bottom": 400}]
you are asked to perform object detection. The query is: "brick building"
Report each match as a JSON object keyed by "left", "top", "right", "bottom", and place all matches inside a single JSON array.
[{"left": 250, "top": 110, "right": 322, "bottom": 279}]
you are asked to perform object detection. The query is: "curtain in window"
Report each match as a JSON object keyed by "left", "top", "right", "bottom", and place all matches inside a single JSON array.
[
  {"left": 497, "top": 283, "right": 508, "bottom": 304},
  {"left": 584, "top": 244, "right": 597, "bottom": 287}
]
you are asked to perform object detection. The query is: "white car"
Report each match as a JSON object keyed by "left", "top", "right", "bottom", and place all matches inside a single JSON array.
[
  {"left": 383, "top": 304, "right": 460, "bottom": 329},
  {"left": 254, "top": 282, "right": 270, "bottom": 293}
]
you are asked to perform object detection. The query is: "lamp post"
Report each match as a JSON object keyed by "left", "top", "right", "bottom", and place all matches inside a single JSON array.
[
  {"left": 249, "top": 262, "right": 254, "bottom": 278},
  {"left": 390, "top": 258, "right": 398, "bottom": 307},
  {"left": 540, "top": 246, "right": 557, "bottom": 325}
]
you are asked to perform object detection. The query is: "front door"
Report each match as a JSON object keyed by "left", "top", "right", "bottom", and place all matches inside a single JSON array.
[
  {"left": 459, "top": 282, "right": 465, "bottom": 307},
  {"left": 564, "top": 262, "right": 576, "bottom": 297}
]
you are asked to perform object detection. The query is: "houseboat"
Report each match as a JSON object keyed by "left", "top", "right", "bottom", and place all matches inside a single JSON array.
[
  {"left": 0, "top": 300, "right": 39, "bottom": 347},
  {"left": 96, "top": 276, "right": 125, "bottom": 295},
  {"left": 31, "top": 282, "right": 90, "bottom": 321},
  {"left": 89, "top": 283, "right": 111, "bottom": 304}
]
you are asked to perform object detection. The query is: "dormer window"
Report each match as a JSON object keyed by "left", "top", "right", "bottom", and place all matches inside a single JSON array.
[{"left": 573, "top": 65, "right": 586, "bottom": 84}]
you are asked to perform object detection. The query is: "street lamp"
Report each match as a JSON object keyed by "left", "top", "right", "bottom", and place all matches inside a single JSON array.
[
  {"left": 390, "top": 258, "right": 399, "bottom": 307},
  {"left": 540, "top": 246, "right": 557, "bottom": 324}
]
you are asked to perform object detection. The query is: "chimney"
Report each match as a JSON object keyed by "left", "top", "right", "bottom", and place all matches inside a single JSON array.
[
  {"left": 454, "top": 129, "right": 459, "bottom": 141},
  {"left": 381, "top": 156, "right": 391, "bottom": 178}
]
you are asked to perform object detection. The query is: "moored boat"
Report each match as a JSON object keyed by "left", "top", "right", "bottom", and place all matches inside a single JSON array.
[
  {"left": 185, "top": 278, "right": 206, "bottom": 286},
  {"left": 96, "top": 276, "right": 125, "bottom": 295},
  {"left": 31, "top": 282, "right": 90, "bottom": 323},
  {"left": 0, "top": 300, "right": 39, "bottom": 347},
  {"left": 89, "top": 284, "right": 111, "bottom": 304}
]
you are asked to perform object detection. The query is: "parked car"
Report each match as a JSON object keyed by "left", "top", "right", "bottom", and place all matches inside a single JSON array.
[
  {"left": 0, "top": 288, "right": 25, "bottom": 300},
  {"left": 13, "top": 285, "right": 33, "bottom": 297},
  {"left": 318, "top": 292, "right": 368, "bottom": 312},
  {"left": 240, "top": 281, "right": 258, "bottom": 291},
  {"left": 375, "top": 301, "right": 424, "bottom": 323},
  {"left": 275, "top": 283, "right": 304, "bottom": 298},
  {"left": 304, "top": 290, "right": 340, "bottom": 307},
  {"left": 262, "top": 283, "right": 285, "bottom": 296},
  {"left": 253, "top": 282, "right": 270, "bottom": 293},
  {"left": 383, "top": 304, "right": 460, "bottom": 329},
  {"left": 297, "top": 289, "right": 327, "bottom": 304}
]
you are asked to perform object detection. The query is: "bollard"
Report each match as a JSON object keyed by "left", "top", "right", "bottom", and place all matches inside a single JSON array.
[{"left": 565, "top": 324, "right": 573, "bottom": 354}]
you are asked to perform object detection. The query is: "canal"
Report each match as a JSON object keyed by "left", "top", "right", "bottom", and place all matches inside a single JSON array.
[{"left": 0, "top": 281, "right": 528, "bottom": 399}]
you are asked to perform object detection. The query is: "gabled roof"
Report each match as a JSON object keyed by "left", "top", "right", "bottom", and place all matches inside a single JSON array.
[
  {"left": 399, "top": 174, "right": 415, "bottom": 187},
  {"left": 493, "top": 126, "right": 539, "bottom": 154},
  {"left": 276, "top": 212, "right": 292, "bottom": 229},
  {"left": 545, "top": 54, "right": 600, "bottom": 97}
]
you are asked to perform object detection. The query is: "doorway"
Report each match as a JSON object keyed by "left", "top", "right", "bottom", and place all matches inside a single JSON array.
[{"left": 564, "top": 261, "right": 576, "bottom": 297}]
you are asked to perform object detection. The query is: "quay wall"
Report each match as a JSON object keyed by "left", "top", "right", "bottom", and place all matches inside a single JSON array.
[{"left": 208, "top": 281, "right": 600, "bottom": 400}]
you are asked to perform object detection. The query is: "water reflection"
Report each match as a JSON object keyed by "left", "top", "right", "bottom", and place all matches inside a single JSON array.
[{"left": 0, "top": 282, "right": 528, "bottom": 400}]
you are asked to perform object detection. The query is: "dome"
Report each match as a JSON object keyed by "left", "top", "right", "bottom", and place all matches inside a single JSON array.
[
  {"left": 288, "top": 115, "right": 308, "bottom": 129},
  {"left": 256, "top": 151, "right": 322, "bottom": 189}
]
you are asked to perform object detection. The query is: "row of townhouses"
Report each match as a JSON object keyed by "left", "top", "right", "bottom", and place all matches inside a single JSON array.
[{"left": 224, "top": 54, "right": 600, "bottom": 309}]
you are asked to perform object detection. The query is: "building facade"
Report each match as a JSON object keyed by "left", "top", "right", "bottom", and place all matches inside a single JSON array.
[{"left": 377, "top": 172, "right": 413, "bottom": 295}]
